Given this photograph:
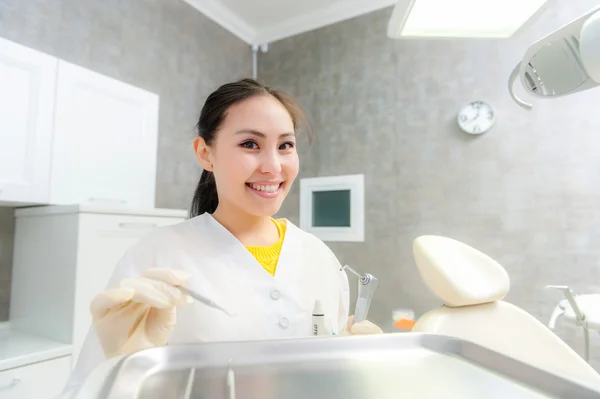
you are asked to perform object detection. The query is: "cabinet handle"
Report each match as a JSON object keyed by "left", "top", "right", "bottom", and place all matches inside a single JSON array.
[
  {"left": 118, "top": 222, "right": 157, "bottom": 230},
  {"left": 0, "top": 378, "right": 20, "bottom": 390},
  {"left": 88, "top": 197, "right": 127, "bottom": 205}
]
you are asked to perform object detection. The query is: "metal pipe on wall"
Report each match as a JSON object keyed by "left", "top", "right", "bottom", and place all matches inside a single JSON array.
[{"left": 251, "top": 43, "right": 269, "bottom": 79}]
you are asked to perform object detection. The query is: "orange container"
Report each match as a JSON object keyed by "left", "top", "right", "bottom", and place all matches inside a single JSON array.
[
  {"left": 392, "top": 308, "right": 416, "bottom": 330},
  {"left": 392, "top": 319, "right": 416, "bottom": 330}
]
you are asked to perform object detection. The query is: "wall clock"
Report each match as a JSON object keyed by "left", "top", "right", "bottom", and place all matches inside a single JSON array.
[{"left": 457, "top": 101, "right": 496, "bottom": 135}]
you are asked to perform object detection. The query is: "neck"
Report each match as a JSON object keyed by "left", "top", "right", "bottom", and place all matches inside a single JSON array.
[{"left": 211, "top": 203, "right": 278, "bottom": 246}]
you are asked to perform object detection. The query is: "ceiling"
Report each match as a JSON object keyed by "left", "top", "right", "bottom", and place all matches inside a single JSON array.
[{"left": 182, "top": 0, "right": 398, "bottom": 45}]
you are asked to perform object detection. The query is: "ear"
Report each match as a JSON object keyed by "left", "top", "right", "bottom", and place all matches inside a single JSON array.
[{"left": 193, "top": 136, "right": 213, "bottom": 171}]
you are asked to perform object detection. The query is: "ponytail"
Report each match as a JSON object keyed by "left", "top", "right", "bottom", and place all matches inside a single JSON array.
[{"left": 189, "top": 170, "right": 218, "bottom": 217}]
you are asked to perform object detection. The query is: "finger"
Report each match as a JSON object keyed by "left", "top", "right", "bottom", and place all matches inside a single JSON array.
[
  {"left": 142, "top": 268, "right": 191, "bottom": 286},
  {"left": 120, "top": 278, "right": 172, "bottom": 308},
  {"left": 339, "top": 329, "right": 352, "bottom": 336},
  {"left": 90, "top": 287, "right": 135, "bottom": 319},
  {"left": 144, "top": 307, "right": 177, "bottom": 345},
  {"left": 350, "top": 320, "right": 383, "bottom": 335},
  {"left": 120, "top": 277, "right": 190, "bottom": 308},
  {"left": 144, "top": 277, "right": 192, "bottom": 306},
  {"left": 346, "top": 315, "right": 355, "bottom": 331},
  {"left": 140, "top": 269, "right": 192, "bottom": 306}
]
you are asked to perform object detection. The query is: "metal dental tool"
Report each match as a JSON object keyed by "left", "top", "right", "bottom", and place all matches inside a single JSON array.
[
  {"left": 341, "top": 265, "right": 378, "bottom": 323},
  {"left": 179, "top": 286, "right": 236, "bottom": 317}
]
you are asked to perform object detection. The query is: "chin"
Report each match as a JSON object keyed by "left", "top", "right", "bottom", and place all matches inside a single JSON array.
[
  {"left": 248, "top": 203, "right": 283, "bottom": 218},
  {"left": 243, "top": 196, "right": 286, "bottom": 218}
]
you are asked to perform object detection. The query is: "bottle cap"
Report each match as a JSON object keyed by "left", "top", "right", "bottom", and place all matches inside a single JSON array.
[{"left": 312, "top": 300, "right": 324, "bottom": 315}]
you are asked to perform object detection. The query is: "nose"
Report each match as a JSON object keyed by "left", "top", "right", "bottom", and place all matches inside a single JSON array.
[{"left": 259, "top": 149, "right": 282, "bottom": 175}]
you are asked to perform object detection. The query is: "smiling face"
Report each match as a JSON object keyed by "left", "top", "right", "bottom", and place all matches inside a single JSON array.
[{"left": 194, "top": 94, "right": 299, "bottom": 218}]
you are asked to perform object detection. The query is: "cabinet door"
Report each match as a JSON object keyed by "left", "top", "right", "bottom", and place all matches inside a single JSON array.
[
  {"left": 71, "top": 213, "right": 185, "bottom": 364},
  {"left": 0, "top": 356, "right": 71, "bottom": 399},
  {"left": 0, "top": 38, "right": 56, "bottom": 205},
  {"left": 51, "top": 61, "right": 159, "bottom": 208}
]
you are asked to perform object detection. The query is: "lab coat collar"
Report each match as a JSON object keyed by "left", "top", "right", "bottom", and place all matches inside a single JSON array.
[{"left": 194, "top": 213, "right": 300, "bottom": 282}]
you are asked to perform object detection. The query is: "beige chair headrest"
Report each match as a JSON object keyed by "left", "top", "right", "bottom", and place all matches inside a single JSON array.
[{"left": 413, "top": 235, "right": 510, "bottom": 307}]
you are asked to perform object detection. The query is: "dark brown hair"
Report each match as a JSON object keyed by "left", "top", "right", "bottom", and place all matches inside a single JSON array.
[{"left": 190, "top": 78, "right": 311, "bottom": 218}]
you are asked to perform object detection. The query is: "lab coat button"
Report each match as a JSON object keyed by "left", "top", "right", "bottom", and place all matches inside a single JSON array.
[
  {"left": 279, "top": 317, "right": 290, "bottom": 328},
  {"left": 270, "top": 289, "right": 281, "bottom": 300}
]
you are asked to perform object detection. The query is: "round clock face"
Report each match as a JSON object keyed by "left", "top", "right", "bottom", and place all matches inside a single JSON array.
[{"left": 457, "top": 101, "right": 495, "bottom": 135}]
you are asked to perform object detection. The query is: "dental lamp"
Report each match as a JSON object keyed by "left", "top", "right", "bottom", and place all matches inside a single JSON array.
[{"left": 509, "top": 6, "right": 600, "bottom": 110}]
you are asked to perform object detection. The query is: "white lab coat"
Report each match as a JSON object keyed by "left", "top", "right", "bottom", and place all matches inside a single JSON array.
[{"left": 62, "top": 212, "right": 350, "bottom": 395}]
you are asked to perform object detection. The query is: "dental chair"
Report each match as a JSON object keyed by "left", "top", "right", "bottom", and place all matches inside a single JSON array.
[{"left": 411, "top": 235, "right": 600, "bottom": 382}]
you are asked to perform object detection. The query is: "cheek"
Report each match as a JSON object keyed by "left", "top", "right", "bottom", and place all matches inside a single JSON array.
[
  {"left": 216, "top": 154, "right": 255, "bottom": 185},
  {"left": 283, "top": 154, "right": 299, "bottom": 181}
]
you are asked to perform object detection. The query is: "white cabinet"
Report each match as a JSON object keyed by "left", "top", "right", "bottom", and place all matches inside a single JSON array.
[
  {"left": 51, "top": 61, "right": 159, "bottom": 208},
  {"left": 0, "top": 37, "right": 57, "bottom": 205},
  {"left": 9, "top": 205, "right": 187, "bottom": 367},
  {"left": 0, "top": 37, "right": 160, "bottom": 209},
  {"left": 0, "top": 323, "right": 72, "bottom": 399},
  {"left": 0, "top": 356, "right": 71, "bottom": 399}
]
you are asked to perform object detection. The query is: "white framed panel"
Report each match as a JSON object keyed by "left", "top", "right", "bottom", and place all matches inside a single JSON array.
[
  {"left": 0, "top": 37, "right": 57, "bottom": 204},
  {"left": 299, "top": 174, "right": 364, "bottom": 242},
  {"left": 51, "top": 60, "right": 159, "bottom": 208}
]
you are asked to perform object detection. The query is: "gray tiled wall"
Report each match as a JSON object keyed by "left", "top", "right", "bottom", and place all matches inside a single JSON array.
[
  {"left": 261, "top": 2, "right": 600, "bottom": 368},
  {"left": 0, "top": 0, "right": 250, "bottom": 319}
]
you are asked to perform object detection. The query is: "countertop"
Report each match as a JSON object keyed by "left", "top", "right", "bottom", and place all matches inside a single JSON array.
[
  {"left": 14, "top": 204, "right": 188, "bottom": 218},
  {"left": 0, "top": 322, "right": 72, "bottom": 371}
]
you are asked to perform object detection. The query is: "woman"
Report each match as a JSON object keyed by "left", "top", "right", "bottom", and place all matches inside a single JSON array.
[{"left": 64, "top": 78, "right": 382, "bottom": 395}]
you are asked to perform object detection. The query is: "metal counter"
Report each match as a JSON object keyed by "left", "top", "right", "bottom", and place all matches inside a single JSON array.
[{"left": 90, "top": 333, "right": 600, "bottom": 398}]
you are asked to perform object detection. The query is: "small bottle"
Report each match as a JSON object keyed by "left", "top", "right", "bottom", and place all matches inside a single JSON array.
[{"left": 312, "top": 300, "right": 328, "bottom": 336}]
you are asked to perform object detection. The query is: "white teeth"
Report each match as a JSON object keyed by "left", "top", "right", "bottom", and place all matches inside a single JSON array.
[{"left": 249, "top": 183, "right": 280, "bottom": 193}]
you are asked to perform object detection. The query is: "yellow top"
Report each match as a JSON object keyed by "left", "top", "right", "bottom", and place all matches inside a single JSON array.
[{"left": 245, "top": 218, "right": 287, "bottom": 277}]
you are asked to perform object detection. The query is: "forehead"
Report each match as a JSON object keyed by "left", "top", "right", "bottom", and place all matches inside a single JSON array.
[{"left": 222, "top": 95, "right": 295, "bottom": 134}]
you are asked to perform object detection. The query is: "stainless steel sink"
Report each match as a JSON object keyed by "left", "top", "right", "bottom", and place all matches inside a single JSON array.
[{"left": 90, "top": 333, "right": 600, "bottom": 398}]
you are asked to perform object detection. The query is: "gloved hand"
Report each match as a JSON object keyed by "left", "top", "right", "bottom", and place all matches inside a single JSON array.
[
  {"left": 340, "top": 315, "right": 384, "bottom": 336},
  {"left": 90, "top": 268, "right": 193, "bottom": 358}
]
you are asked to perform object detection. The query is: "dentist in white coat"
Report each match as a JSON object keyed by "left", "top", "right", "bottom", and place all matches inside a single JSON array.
[{"left": 62, "top": 78, "right": 382, "bottom": 396}]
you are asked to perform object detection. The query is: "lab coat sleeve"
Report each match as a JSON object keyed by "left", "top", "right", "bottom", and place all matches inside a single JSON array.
[
  {"left": 321, "top": 243, "right": 350, "bottom": 334},
  {"left": 337, "top": 266, "right": 351, "bottom": 333},
  {"left": 59, "top": 236, "right": 160, "bottom": 398},
  {"left": 314, "top": 238, "right": 350, "bottom": 334}
]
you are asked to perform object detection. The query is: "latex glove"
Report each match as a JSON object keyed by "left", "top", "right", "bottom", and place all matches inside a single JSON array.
[
  {"left": 340, "top": 315, "right": 384, "bottom": 336},
  {"left": 90, "top": 268, "right": 193, "bottom": 358}
]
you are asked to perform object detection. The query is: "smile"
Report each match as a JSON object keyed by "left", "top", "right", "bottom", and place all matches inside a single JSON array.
[{"left": 246, "top": 182, "right": 283, "bottom": 198}]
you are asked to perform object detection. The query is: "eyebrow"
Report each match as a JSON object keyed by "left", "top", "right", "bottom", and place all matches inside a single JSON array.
[{"left": 235, "top": 129, "right": 295, "bottom": 138}]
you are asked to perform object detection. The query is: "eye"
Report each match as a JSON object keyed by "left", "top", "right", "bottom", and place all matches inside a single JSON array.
[
  {"left": 280, "top": 141, "right": 295, "bottom": 150},
  {"left": 240, "top": 140, "right": 258, "bottom": 150}
]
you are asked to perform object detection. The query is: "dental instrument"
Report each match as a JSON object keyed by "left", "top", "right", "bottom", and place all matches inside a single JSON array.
[
  {"left": 178, "top": 286, "right": 235, "bottom": 317},
  {"left": 508, "top": 5, "right": 600, "bottom": 109},
  {"left": 341, "top": 265, "right": 378, "bottom": 324}
]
